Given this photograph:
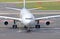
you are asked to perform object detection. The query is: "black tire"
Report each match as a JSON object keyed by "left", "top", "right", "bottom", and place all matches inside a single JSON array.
[
  {"left": 35, "top": 25, "right": 40, "bottom": 28},
  {"left": 27, "top": 29, "right": 31, "bottom": 32},
  {"left": 24, "top": 26, "right": 28, "bottom": 28},
  {"left": 24, "top": 26, "right": 28, "bottom": 30},
  {"left": 12, "top": 24, "right": 17, "bottom": 29}
]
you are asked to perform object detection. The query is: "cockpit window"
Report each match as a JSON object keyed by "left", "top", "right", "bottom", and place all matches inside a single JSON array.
[{"left": 26, "top": 18, "right": 33, "bottom": 19}]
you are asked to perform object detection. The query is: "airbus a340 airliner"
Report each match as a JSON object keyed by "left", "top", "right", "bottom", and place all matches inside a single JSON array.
[{"left": 0, "top": 0, "right": 60, "bottom": 32}]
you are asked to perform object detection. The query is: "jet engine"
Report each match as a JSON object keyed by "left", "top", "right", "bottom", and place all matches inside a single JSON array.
[
  {"left": 4, "top": 21, "right": 8, "bottom": 25},
  {"left": 46, "top": 21, "right": 50, "bottom": 25}
]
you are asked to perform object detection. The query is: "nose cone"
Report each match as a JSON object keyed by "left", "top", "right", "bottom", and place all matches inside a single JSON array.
[{"left": 23, "top": 20, "right": 32, "bottom": 25}]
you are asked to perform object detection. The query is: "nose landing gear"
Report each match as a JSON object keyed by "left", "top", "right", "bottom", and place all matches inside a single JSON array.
[{"left": 24, "top": 26, "right": 32, "bottom": 32}]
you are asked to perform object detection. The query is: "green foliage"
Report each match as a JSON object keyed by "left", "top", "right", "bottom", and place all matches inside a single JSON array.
[
  {"left": 17, "top": 2, "right": 60, "bottom": 10},
  {"left": 0, "top": 0, "right": 60, "bottom": 10}
]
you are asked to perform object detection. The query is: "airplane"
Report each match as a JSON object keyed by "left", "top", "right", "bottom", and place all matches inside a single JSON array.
[{"left": 0, "top": 0, "right": 60, "bottom": 32}]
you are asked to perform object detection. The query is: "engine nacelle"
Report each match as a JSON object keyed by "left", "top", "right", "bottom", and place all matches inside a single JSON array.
[
  {"left": 46, "top": 21, "right": 50, "bottom": 25},
  {"left": 4, "top": 21, "right": 8, "bottom": 25}
]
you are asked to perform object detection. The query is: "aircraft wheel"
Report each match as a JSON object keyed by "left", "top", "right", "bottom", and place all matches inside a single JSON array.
[
  {"left": 35, "top": 25, "right": 40, "bottom": 28},
  {"left": 12, "top": 24, "right": 17, "bottom": 29},
  {"left": 24, "top": 26, "right": 28, "bottom": 30},
  {"left": 27, "top": 29, "right": 31, "bottom": 32},
  {"left": 24, "top": 26, "right": 28, "bottom": 29},
  {"left": 26, "top": 27, "right": 32, "bottom": 32}
]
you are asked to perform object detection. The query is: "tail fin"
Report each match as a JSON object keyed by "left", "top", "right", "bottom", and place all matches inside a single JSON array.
[{"left": 23, "top": 0, "right": 26, "bottom": 8}]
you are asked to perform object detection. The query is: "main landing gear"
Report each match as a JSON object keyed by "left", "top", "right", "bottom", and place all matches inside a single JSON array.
[
  {"left": 35, "top": 20, "right": 40, "bottom": 28},
  {"left": 12, "top": 20, "right": 17, "bottom": 29}
]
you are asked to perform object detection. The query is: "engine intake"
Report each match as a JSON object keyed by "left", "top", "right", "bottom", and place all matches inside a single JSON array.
[
  {"left": 4, "top": 21, "right": 8, "bottom": 25},
  {"left": 46, "top": 21, "right": 50, "bottom": 25}
]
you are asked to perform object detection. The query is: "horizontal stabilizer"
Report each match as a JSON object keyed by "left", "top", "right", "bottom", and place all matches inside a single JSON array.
[{"left": 5, "top": 7, "right": 21, "bottom": 11}]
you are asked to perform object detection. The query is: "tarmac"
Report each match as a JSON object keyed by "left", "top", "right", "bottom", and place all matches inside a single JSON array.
[{"left": 0, "top": 3, "right": 60, "bottom": 39}]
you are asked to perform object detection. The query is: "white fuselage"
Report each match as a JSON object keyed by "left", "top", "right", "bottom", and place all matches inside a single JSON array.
[{"left": 20, "top": 8, "right": 35, "bottom": 26}]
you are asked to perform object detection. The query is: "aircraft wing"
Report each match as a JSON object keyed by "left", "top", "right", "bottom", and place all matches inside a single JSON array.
[
  {"left": 0, "top": 16, "right": 21, "bottom": 21},
  {"left": 5, "top": 7, "right": 21, "bottom": 11},
  {"left": 35, "top": 15, "right": 60, "bottom": 20}
]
